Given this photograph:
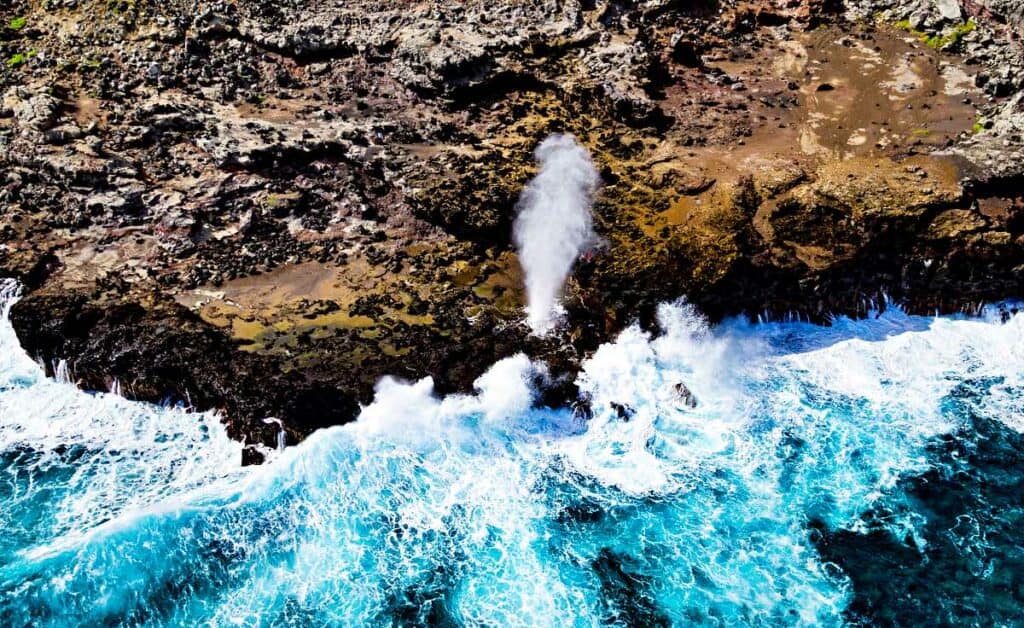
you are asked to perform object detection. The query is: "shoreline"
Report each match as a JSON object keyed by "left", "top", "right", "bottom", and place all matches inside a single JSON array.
[{"left": 3, "top": 0, "right": 1024, "bottom": 457}]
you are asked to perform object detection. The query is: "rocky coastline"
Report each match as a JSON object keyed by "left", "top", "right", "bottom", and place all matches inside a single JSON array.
[{"left": 2, "top": 0, "right": 1023, "bottom": 460}]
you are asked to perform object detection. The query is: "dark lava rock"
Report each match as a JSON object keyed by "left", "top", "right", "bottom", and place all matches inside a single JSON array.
[{"left": 2, "top": 0, "right": 1024, "bottom": 461}]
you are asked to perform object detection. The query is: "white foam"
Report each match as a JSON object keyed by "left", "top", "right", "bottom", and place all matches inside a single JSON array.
[
  {"left": 350, "top": 353, "right": 542, "bottom": 445},
  {"left": 4, "top": 273, "right": 1024, "bottom": 625},
  {"left": 0, "top": 280, "right": 245, "bottom": 556}
]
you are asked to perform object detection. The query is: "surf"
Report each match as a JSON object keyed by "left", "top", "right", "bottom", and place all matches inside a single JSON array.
[{"left": 1, "top": 277, "right": 1023, "bottom": 626}]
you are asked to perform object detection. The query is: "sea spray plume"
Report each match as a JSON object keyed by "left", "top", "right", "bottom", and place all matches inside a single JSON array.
[{"left": 513, "top": 134, "right": 600, "bottom": 334}]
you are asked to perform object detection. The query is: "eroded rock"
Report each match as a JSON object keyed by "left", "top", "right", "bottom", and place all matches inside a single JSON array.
[{"left": 2, "top": 0, "right": 1023, "bottom": 459}]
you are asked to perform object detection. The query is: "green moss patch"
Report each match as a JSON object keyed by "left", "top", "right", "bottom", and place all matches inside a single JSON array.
[
  {"left": 6, "top": 49, "right": 35, "bottom": 68},
  {"left": 895, "top": 18, "right": 976, "bottom": 50}
]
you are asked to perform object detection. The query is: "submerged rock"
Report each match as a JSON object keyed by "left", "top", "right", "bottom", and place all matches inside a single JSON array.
[
  {"left": 610, "top": 402, "right": 636, "bottom": 421},
  {"left": 674, "top": 383, "right": 698, "bottom": 409}
]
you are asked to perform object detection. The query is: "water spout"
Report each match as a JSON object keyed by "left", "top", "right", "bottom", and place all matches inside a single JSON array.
[{"left": 513, "top": 134, "right": 599, "bottom": 335}]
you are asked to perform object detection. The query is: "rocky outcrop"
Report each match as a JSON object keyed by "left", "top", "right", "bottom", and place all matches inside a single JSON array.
[
  {"left": 2, "top": 0, "right": 1023, "bottom": 460},
  {"left": 974, "top": 0, "right": 1024, "bottom": 29}
]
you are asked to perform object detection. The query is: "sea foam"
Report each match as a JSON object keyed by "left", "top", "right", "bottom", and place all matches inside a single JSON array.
[{"left": 2, "top": 278, "right": 1024, "bottom": 625}]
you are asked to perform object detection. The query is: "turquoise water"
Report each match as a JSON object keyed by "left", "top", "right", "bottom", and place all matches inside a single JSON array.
[{"left": 1, "top": 278, "right": 1023, "bottom": 626}]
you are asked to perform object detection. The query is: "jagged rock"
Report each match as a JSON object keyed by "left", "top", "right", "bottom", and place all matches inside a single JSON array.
[
  {"left": 84, "top": 192, "right": 128, "bottom": 213},
  {"left": 195, "top": 113, "right": 382, "bottom": 168},
  {"left": 610, "top": 401, "right": 636, "bottom": 421},
  {"left": 12, "top": 92, "right": 61, "bottom": 132},
  {"left": 2, "top": 0, "right": 1023, "bottom": 460},
  {"left": 43, "top": 124, "right": 83, "bottom": 145},
  {"left": 976, "top": 0, "right": 1024, "bottom": 29},
  {"left": 934, "top": 0, "right": 962, "bottom": 22},
  {"left": 674, "top": 382, "right": 698, "bottom": 408},
  {"left": 949, "top": 92, "right": 1024, "bottom": 183},
  {"left": 927, "top": 209, "right": 988, "bottom": 239}
]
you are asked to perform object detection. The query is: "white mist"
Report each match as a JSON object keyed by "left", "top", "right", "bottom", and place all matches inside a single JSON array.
[{"left": 513, "top": 134, "right": 600, "bottom": 335}]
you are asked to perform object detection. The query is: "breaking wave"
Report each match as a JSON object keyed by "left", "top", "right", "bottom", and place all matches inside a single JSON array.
[{"left": 1, "top": 277, "right": 1023, "bottom": 626}]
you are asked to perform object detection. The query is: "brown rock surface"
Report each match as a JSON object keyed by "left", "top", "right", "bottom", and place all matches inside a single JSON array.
[{"left": 2, "top": 0, "right": 1023, "bottom": 459}]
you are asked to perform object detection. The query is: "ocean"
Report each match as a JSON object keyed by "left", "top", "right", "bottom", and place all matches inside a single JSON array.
[{"left": 2, "top": 278, "right": 1022, "bottom": 626}]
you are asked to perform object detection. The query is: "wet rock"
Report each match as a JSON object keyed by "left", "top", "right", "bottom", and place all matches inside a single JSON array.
[
  {"left": 572, "top": 396, "right": 594, "bottom": 421},
  {"left": 927, "top": 209, "right": 988, "bottom": 240},
  {"left": 610, "top": 402, "right": 635, "bottom": 421},
  {"left": 674, "top": 382, "right": 698, "bottom": 409}
]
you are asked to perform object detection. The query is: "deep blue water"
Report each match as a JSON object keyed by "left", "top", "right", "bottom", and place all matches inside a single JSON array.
[{"left": 1, "top": 279, "right": 1023, "bottom": 627}]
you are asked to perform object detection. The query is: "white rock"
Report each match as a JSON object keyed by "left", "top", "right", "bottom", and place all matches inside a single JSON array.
[{"left": 935, "top": 0, "right": 962, "bottom": 22}]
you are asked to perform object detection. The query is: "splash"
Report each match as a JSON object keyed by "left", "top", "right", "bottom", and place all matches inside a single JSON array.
[
  {"left": 2, "top": 277, "right": 1024, "bottom": 625},
  {"left": 513, "top": 134, "right": 599, "bottom": 334},
  {"left": 0, "top": 280, "right": 245, "bottom": 568}
]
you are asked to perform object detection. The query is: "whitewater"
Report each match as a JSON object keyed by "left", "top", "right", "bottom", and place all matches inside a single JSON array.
[{"left": 1, "top": 276, "right": 1023, "bottom": 626}]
